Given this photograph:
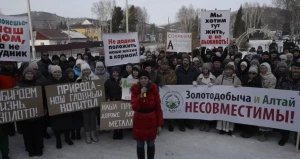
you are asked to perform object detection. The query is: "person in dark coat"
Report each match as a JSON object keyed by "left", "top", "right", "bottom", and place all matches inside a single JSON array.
[
  {"left": 236, "top": 60, "right": 250, "bottom": 82},
  {"left": 122, "top": 63, "right": 133, "bottom": 78},
  {"left": 269, "top": 40, "right": 278, "bottom": 51},
  {"left": 104, "top": 66, "right": 123, "bottom": 139},
  {"left": 0, "top": 124, "right": 10, "bottom": 159},
  {"left": 68, "top": 57, "right": 76, "bottom": 69},
  {"left": 143, "top": 61, "right": 157, "bottom": 83},
  {"left": 76, "top": 53, "right": 83, "bottom": 60},
  {"left": 239, "top": 66, "right": 262, "bottom": 138},
  {"left": 59, "top": 54, "right": 69, "bottom": 72},
  {"left": 47, "top": 65, "right": 73, "bottom": 149},
  {"left": 37, "top": 52, "right": 52, "bottom": 78},
  {"left": 131, "top": 70, "right": 163, "bottom": 159},
  {"left": 62, "top": 68, "right": 82, "bottom": 141},
  {"left": 175, "top": 56, "right": 198, "bottom": 131},
  {"left": 16, "top": 68, "right": 45, "bottom": 157},
  {"left": 274, "top": 62, "right": 290, "bottom": 81},
  {"left": 211, "top": 57, "right": 223, "bottom": 77}
]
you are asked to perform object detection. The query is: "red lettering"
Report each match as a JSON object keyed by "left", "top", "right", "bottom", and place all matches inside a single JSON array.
[
  {"left": 11, "top": 35, "right": 21, "bottom": 43},
  {"left": 231, "top": 104, "right": 237, "bottom": 116},
  {"left": 199, "top": 102, "right": 205, "bottom": 113},
  {"left": 238, "top": 105, "right": 244, "bottom": 117},
  {"left": 245, "top": 106, "right": 253, "bottom": 118},
  {"left": 13, "top": 28, "right": 23, "bottom": 35},
  {"left": 185, "top": 102, "right": 192, "bottom": 112},
  {"left": 263, "top": 108, "right": 274, "bottom": 121},
  {"left": 108, "top": 39, "right": 115, "bottom": 44},
  {"left": 4, "top": 27, "right": 12, "bottom": 34},
  {"left": 220, "top": 103, "right": 230, "bottom": 115},
  {"left": 205, "top": 103, "right": 212, "bottom": 114},
  {"left": 253, "top": 107, "right": 262, "bottom": 119},
  {"left": 193, "top": 102, "right": 198, "bottom": 113},
  {"left": 213, "top": 103, "right": 219, "bottom": 114},
  {"left": 275, "top": 109, "right": 285, "bottom": 122}
]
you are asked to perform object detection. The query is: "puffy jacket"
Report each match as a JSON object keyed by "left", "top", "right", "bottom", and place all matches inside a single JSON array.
[
  {"left": 241, "top": 76, "right": 262, "bottom": 88},
  {"left": 131, "top": 83, "right": 163, "bottom": 141},
  {"left": 37, "top": 58, "right": 52, "bottom": 78},
  {"left": 104, "top": 76, "right": 122, "bottom": 101},
  {"left": 176, "top": 65, "right": 198, "bottom": 85},
  {"left": 0, "top": 67, "right": 19, "bottom": 89}
]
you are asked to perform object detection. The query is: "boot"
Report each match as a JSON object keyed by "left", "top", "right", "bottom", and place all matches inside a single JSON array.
[
  {"left": 76, "top": 129, "right": 81, "bottom": 140},
  {"left": 113, "top": 130, "right": 118, "bottom": 140},
  {"left": 219, "top": 130, "right": 225, "bottom": 135},
  {"left": 199, "top": 123, "right": 205, "bottom": 131},
  {"left": 179, "top": 120, "right": 185, "bottom": 132},
  {"left": 2, "top": 154, "right": 10, "bottom": 159},
  {"left": 71, "top": 129, "right": 76, "bottom": 140},
  {"left": 55, "top": 133, "right": 62, "bottom": 149},
  {"left": 278, "top": 139, "right": 287, "bottom": 146},
  {"left": 137, "top": 147, "right": 145, "bottom": 159},
  {"left": 259, "top": 132, "right": 268, "bottom": 142},
  {"left": 147, "top": 146, "right": 155, "bottom": 159},
  {"left": 168, "top": 125, "right": 174, "bottom": 132},
  {"left": 204, "top": 123, "right": 210, "bottom": 132},
  {"left": 43, "top": 131, "right": 51, "bottom": 139},
  {"left": 65, "top": 131, "right": 74, "bottom": 145},
  {"left": 85, "top": 132, "right": 92, "bottom": 144},
  {"left": 240, "top": 131, "right": 253, "bottom": 138},
  {"left": 118, "top": 130, "right": 123, "bottom": 140},
  {"left": 91, "top": 131, "right": 99, "bottom": 142}
]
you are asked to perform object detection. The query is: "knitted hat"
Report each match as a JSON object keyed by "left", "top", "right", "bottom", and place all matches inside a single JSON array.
[
  {"left": 286, "top": 53, "right": 293, "bottom": 57},
  {"left": 251, "top": 54, "right": 260, "bottom": 60},
  {"left": 81, "top": 63, "right": 91, "bottom": 71},
  {"left": 248, "top": 66, "right": 258, "bottom": 74},
  {"left": 192, "top": 57, "right": 199, "bottom": 62},
  {"left": 202, "top": 63, "right": 212, "bottom": 71},
  {"left": 52, "top": 55, "right": 60, "bottom": 61},
  {"left": 277, "top": 62, "right": 288, "bottom": 69},
  {"left": 240, "top": 61, "right": 248, "bottom": 67},
  {"left": 96, "top": 61, "right": 104, "bottom": 68},
  {"left": 138, "top": 70, "right": 150, "bottom": 79},
  {"left": 111, "top": 66, "right": 121, "bottom": 74},
  {"left": 250, "top": 60, "right": 260, "bottom": 67},
  {"left": 51, "top": 65, "right": 62, "bottom": 74},
  {"left": 279, "top": 54, "right": 287, "bottom": 61},
  {"left": 28, "top": 61, "right": 38, "bottom": 70},
  {"left": 213, "top": 56, "right": 222, "bottom": 63},
  {"left": 65, "top": 68, "right": 75, "bottom": 76},
  {"left": 133, "top": 65, "right": 141, "bottom": 71},
  {"left": 76, "top": 59, "right": 84, "bottom": 65},
  {"left": 140, "top": 55, "right": 146, "bottom": 60},
  {"left": 22, "top": 67, "right": 35, "bottom": 77},
  {"left": 225, "top": 64, "right": 234, "bottom": 70},
  {"left": 291, "top": 62, "right": 300, "bottom": 68},
  {"left": 60, "top": 54, "right": 66, "bottom": 58}
]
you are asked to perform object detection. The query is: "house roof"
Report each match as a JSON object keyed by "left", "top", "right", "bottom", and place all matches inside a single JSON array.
[
  {"left": 35, "top": 29, "right": 69, "bottom": 40},
  {"left": 62, "top": 31, "right": 87, "bottom": 39}
]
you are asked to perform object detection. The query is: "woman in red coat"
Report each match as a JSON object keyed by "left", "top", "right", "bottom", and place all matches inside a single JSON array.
[{"left": 131, "top": 70, "right": 164, "bottom": 159}]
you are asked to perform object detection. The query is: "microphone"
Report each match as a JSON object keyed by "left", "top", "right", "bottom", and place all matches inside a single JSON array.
[{"left": 143, "top": 92, "right": 147, "bottom": 98}]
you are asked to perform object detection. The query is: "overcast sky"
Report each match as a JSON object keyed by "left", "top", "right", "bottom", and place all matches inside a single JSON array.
[{"left": 2, "top": 0, "right": 271, "bottom": 25}]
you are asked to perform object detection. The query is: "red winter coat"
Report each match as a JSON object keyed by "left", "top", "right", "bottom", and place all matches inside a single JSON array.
[{"left": 131, "top": 83, "right": 163, "bottom": 141}]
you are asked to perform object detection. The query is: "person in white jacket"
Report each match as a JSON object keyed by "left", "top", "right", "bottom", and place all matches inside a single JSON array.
[
  {"left": 75, "top": 63, "right": 100, "bottom": 144},
  {"left": 193, "top": 63, "right": 216, "bottom": 132}
]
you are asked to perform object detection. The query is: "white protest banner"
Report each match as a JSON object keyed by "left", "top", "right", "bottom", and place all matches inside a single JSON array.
[
  {"left": 103, "top": 32, "right": 140, "bottom": 66},
  {"left": 160, "top": 85, "right": 300, "bottom": 131},
  {"left": 166, "top": 32, "right": 192, "bottom": 52},
  {"left": 0, "top": 15, "right": 30, "bottom": 62},
  {"left": 200, "top": 10, "right": 230, "bottom": 47},
  {"left": 121, "top": 78, "right": 138, "bottom": 100}
]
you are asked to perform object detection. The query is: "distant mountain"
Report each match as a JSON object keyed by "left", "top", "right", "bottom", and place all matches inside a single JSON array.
[{"left": 11, "top": 11, "right": 88, "bottom": 29}]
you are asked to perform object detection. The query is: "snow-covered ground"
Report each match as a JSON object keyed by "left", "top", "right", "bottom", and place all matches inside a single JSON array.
[{"left": 8, "top": 127, "right": 300, "bottom": 159}]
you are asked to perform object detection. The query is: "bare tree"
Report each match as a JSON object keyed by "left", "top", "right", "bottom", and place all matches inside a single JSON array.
[
  {"left": 41, "top": 15, "right": 55, "bottom": 29},
  {"left": 91, "top": 0, "right": 116, "bottom": 34},
  {"left": 243, "top": 2, "right": 267, "bottom": 29},
  {"left": 176, "top": 4, "right": 199, "bottom": 32},
  {"left": 136, "top": 7, "right": 149, "bottom": 40}
]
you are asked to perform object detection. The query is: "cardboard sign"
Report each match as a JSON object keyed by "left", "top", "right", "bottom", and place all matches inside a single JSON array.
[
  {"left": 121, "top": 78, "right": 138, "bottom": 100},
  {"left": 200, "top": 10, "right": 230, "bottom": 47},
  {"left": 103, "top": 32, "right": 140, "bottom": 66},
  {"left": 0, "top": 86, "right": 44, "bottom": 124},
  {"left": 0, "top": 15, "right": 30, "bottom": 62},
  {"left": 100, "top": 101, "right": 134, "bottom": 130},
  {"left": 166, "top": 32, "right": 192, "bottom": 52},
  {"left": 45, "top": 80, "right": 106, "bottom": 116}
]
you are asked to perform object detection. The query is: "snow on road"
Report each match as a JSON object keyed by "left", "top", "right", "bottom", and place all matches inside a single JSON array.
[{"left": 9, "top": 127, "right": 300, "bottom": 159}]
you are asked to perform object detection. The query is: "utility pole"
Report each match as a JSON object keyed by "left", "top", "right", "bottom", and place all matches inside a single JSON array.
[
  {"left": 126, "top": 0, "right": 129, "bottom": 33},
  {"left": 27, "top": 0, "right": 36, "bottom": 60},
  {"left": 67, "top": 18, "right": 71, "bottom": 43}
]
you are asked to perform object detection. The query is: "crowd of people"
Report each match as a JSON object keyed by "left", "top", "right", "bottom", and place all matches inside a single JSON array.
[{"left": 0, "top": 41, "right": 300, "bottom": 159}]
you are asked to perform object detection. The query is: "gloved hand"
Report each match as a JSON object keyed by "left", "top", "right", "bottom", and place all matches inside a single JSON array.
[
  {"left": 208, "top": 83, "right": 213, "bottom": 88},
  {"left": 157, "top": 126, "right": 162, "bottom": 135},
  {"left": 192, "top": 81, "right": 197, "bottom": 87}
]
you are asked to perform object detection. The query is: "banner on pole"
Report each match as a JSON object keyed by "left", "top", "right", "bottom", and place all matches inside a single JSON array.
[
  {"left": 100, "top": 101, "right": 133, "bottom": 130},
  {"left": 0, "top": 86, "right": 44, "bottom": 124},
  {"left": 160, "top": 85, "right": 300, "bottom": 131},
  {"left": 121, "top": 78, "right": 138, "bottom": 100},
  {"left": 0, "top": 15, "right": 30, "bottom": 62},
  {"left": 166, "top": 32, "right": 192, "bottom": 52},
  {"left": 200, "top": 10, "right": 230, "bottom": 47},
  {"left": 45, "top": 80, "right": 106, "bottom": 116},
  {"left": 103, "top": 32, "right": 140, "bottom": 66}
]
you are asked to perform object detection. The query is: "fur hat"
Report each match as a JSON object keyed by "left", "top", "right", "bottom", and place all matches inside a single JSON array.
[
  {"left": 192, "top": 57, "right": 199, "bottom": 62},
  {"left": 51, "top": 65, "right": 62, "bottom": 74},
  {"left": 22, "top": 67, "right": 35, "bottom": 77},
  {"left": 279, "top": 54, "right": 287, "bottom": 61},
  {"left": 277, "top": 62, "right": 288, "bottom": 69},
  {"left": 248, "top": 66, "right": 258, "bottom": 74},
  {"left": 250, "top": 60, "right": 260, "bottom": 67},
  {"left": 28, "top": 61, "right": 38, "bottom": 70},
  {"left": 111, "top": 66, "right": 121, "bottom": 74},
  {"left": 76, "top": 59, "right": 85, "bottom": 65},
  {"left": 81, "top": 63, "right": 91, "bottom": 71},
  {"left": 202, "top": 63, "right": 212, "bottom": 71},
  {"left": 138, "top": 70, "right": 150, "bottom": 79},
  {"left": 286, "top": 53, "right": 293, "bottom": 57}
]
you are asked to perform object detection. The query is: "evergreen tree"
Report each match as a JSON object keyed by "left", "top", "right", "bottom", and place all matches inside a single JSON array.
[
  {"left": 233, "top": 5, "right": 246, "bottom": 38},
  {"left": 128, "top": 5, "right": 138, "bottom": 32},
  {"left": 112, "top": 6, "right": 124, "bottom": 33}
]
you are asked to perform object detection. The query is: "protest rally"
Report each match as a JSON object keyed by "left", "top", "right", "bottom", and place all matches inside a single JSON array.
[{"left": 1, "top": 0, "right": 300, "bottom": 159}]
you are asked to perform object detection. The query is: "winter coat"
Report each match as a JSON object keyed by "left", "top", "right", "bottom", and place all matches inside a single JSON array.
[
  {"left": 176, "top": 65, "right": 198, "bottom": 85},
  {"left": 0, "top": 124, "right": 10, "bottom": 137},
  {"left": 211, "top": 68, "right": 223, "bottom": 78},
  {"left": 149, "top": 70, "right": 157, "bottom": 83},
  {"left": 131, "top": 83, "right": 163, "bottom": 141},
  {"left": 73, "top": 65, "right": 81, "bottom": 77},
  {"left": 37, "top": 58, "right": 52, "bottom": 78},
  {"left": 47, "top": 76, "right": 72, "bottom": 131},
  {"left": 260, "top": 67, "right": 277, "bottom": 89},
  {"left": 76, "top": 72, "right": 99, "bottom": 82},
  {"left": 0, "top": 67, "right": 19, "bottom": 89},
  {"left": 236, "top": 60, "right": 250, "bottom": 82},
  {"left": 60, "top": 60, "right": 69, "bottom": 72},
  {"left": 155, "top": 68, "right": 177, "bottom": 86},
  {"left": 104, "top": 76, "right": 122, "bottom": 101},
  {"left": 94, "top": 69, "right": 110, "bottom": 81},
  {"left": 241, "top": 76, "right": 262, "bottom": 88},
  {"left": 274, "top": 69, "right": 290, "bottom": 81},
  {"left": 196, "top": 72, "right": 216, "bottom": 85},
  {"left": 276, "top": 74, "right": 300, "bottom": 91}
]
